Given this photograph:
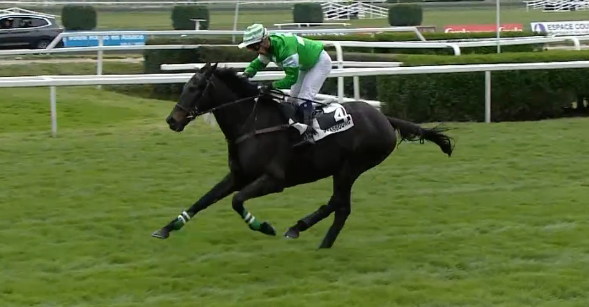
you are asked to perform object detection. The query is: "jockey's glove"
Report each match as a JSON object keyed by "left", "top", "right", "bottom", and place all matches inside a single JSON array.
[
  {"left": 258, "top": 84, "right": 273, "bottom": 95},
  {"left": 242, "top": 71, "right": 253, "bottom": 79}
]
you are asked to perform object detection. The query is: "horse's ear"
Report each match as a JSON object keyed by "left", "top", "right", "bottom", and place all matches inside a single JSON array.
[
  {"left": 204, "top": 62, "right": 217, "bottom": 78},
  {"left": 211, "top": 62, "right": 218, "bottom": 70},
  {"left": 197, "top": 62, "right": 210, "bottom": 73}
]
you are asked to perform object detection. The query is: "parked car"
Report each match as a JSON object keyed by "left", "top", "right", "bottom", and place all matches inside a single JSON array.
[{"left": 0, "top": 13, "right": 64, "bottom": 49}]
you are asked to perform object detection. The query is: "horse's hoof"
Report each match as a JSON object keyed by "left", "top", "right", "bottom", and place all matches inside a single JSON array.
[
  {"left": 151, "top": 229, "right": 169, "bottom": 239},
  {"left": 260, "top": 222, "right": 277, "bottom": 236},
  {"left": 283, "top": 227, "right": 299, "bottom": 239}
]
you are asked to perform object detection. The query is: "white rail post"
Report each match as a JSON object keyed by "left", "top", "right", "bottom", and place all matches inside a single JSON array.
[
  {"left": 97, "top": 36, "right": 104, "bottom": 89},
  {"left": 232, "top": 1, "right": 240, "bottom": 44},
  {"left": 353, "top": 76, "right": 360, "bottom": 100},
  {"left": 332, "top": 42, "right": 344, "bottom": 103},
  {"left": 50, "top": 86, "right": 57, "bottom": 137},
  {"left": 495, "top": 0, "right": 501, "bottom": 53},
  {"left": 485, "top": 71, "right": 491, "bottom": 123}
]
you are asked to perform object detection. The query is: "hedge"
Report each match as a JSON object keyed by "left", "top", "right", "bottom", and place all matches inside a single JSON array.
[
  {"left": 376, "top": 51, "right": 589, "bottom": 123},
  {"left": 171, "top": 5, "right": 210, "bottom": 30},
  {"left": 388, "top": 4, "right": 423, "bottom": 26},
  {"left": 293, "top": 3, "right": 323, "bottom": 24},
  {"left": 61, "top": 4, "right": 97, "bottom": 30}
]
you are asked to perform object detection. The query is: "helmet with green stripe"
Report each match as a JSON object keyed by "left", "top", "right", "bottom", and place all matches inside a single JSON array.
[{"left": 238, "top": 23, "right": 269, "bottom": 49}]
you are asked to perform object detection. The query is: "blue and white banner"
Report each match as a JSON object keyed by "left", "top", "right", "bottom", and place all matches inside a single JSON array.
[
  {"left": 63, "top": 33, "right": 146, "bottom": 47},
  {"left": 531, "top": 21, "right": 589, "bottom": 35}
]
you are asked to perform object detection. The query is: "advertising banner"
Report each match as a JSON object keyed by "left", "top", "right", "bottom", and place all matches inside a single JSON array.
[
  {"left": 530, "top": 21, "right": 589, "bottom": 35},
  {"left": 443, "top": 24, "right": 523, "bottom": 33},
  {"left": 63, "top": 33, "right": 146, "bottom": 47}
]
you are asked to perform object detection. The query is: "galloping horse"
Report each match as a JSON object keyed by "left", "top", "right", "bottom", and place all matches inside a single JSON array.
[{"left": 152, "top": 62, "right": 455, "bottom": 249}]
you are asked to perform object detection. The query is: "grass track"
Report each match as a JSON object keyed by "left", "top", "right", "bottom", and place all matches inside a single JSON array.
[{"left": 1, "top": 86, "right": 589, "bottom": 306}]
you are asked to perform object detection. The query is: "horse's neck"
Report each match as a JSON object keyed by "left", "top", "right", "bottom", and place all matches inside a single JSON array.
[
  {"left": 211, "top": 95, "right": 256, "bottom": 140},
  {"left": 212, "top": 96, "right": 282, "bottom": 141}
]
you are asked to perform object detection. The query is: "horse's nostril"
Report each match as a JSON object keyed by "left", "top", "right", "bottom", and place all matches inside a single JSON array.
[{"left": 166, "top": 116, "right": 174, "bottom": 125}]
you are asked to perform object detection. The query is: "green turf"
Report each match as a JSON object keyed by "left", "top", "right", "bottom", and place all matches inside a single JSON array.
[
  {"left": 0, "top": 62, "right": 143, "bottom": 77},
  {"left": 88, "top": 7, "right": 589, "bottom": 32},
  {"left": 1, "top": 85, "right": 589, "bottom": 307}
]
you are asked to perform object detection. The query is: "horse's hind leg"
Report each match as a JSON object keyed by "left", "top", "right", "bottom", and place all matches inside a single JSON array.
[
  {"left": 284, "top": 193, "right": 336, "bottom": 239},
  {"left": 284, "top": 162, "right": 361, "bottom": 248},
  {"left": 317, "top": 170, "right": 357, "bottom": 249},
  {"left": 231, "top": 173, "right": 284, "bottom": 236}
]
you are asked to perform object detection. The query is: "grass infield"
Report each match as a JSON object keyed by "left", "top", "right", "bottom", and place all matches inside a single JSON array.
[{"left": 0, "top": 85, "right": 588, "bottom": 306}]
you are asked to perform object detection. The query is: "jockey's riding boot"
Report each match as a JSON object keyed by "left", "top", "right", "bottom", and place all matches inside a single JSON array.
[{"left": 299, "top": 101, "right": 316, "bottom": 145}]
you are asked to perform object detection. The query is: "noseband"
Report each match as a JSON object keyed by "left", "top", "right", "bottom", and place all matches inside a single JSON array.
[{"left": 174, "top": 78, "right": 214, "bottom": 120}]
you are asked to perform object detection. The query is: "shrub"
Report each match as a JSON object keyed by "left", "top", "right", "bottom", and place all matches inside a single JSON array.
[
  {"left": 171, "top": 5, "right": 210, "bottom": 30},
  {"left": 61, "top": 4, "right": 97, "bottom": 30},
  {"left": 388, "top": 4, "right": 422, "bottom": 26},
  {"left": 293, "top": 3, "right": 324, "bottom": 24}
]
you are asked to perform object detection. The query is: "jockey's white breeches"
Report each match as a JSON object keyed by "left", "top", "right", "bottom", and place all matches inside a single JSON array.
[{"left": 288, "top": 50, "right": 332, "bottom": 105}]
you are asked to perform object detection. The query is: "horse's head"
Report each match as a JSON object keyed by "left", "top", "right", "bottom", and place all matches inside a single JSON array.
[{"left": 166, "top": 62, "right": 223, "bottom": 132}]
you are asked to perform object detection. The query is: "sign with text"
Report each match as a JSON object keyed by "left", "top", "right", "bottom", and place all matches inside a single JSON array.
[
  {"left": 443, "top": 24, "right": 523, "bottom": 33},
  {"left": 531, "top": 21, "right": 589, "bottom": 35},
  {"left": 63, "top": 33, "right": 146, "bottom": 47}
]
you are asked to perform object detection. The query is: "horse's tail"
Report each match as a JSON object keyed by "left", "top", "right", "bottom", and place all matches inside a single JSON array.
[{"left": 387, "top": 116, "right": 454, "bottom": 157}]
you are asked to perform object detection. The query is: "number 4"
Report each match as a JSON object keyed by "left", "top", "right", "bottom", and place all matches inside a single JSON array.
[{"left": 334, "top": 108, "right": 346, "bottom": 122}]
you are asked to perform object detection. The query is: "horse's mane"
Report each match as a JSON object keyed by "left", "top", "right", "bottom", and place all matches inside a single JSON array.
[
  {"left": 210, "top": 67, "right": 285, "bottom": 117},
  {"left": 212, "top": 67, "right": 260, "bottom": 97}
]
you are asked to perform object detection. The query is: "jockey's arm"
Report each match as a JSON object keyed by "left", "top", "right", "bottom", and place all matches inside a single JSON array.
[
  {"left": 243, "top": 55, "right": 270, "bottom": 78},
  {"left": 272, "top": 53, "right": 299, "bottom": 90}
]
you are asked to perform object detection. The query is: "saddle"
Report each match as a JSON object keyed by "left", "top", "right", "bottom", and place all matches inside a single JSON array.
[{"left": 268, "top": 91, "right": 356, "bottom": 145}]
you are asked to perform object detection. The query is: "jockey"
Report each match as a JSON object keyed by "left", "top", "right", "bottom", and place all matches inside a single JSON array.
[{"left": 238, "top": 23, "right": 333, "bottom": 144}]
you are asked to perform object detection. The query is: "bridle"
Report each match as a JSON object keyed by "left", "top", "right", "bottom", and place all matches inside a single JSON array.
[
  {"left": 173, "top": 70, "right": 327, "bottom": 144},
  {"left": 174, "top": 77, "right": 259, "bottom": 121}
]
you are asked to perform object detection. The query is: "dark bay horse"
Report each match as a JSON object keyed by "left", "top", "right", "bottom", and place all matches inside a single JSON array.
[{"left": 152, "top": 62, "right": 455, "bottom": 249}]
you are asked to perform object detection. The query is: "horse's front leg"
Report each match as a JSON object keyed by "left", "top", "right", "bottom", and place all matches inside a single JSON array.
[
  {"left": 152, "top": 172, "right": 239, "bottom": 239},
  {"left": 231, "top": 173, "right": 285, "bottom": 236}
]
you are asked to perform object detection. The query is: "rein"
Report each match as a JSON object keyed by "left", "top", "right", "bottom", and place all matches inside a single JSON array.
[
  {"left": 176, "top": 74, "right": 324, "bottom": 145},
  {"left": 175, "top": 96, "right": 259, "bottom": 120}
]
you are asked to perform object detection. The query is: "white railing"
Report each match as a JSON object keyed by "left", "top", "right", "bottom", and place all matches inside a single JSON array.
[
  {"left": 273, "top": 23, "right": 351, "bottom": 29},
  {"left": 524, "top": 0, "right": 589, "bottom": 11},
  {"left": 1, "top": 29, "right": 585, "bottom": 107},
  {"left": 0, "top": 27, "right": 583, "bottom": 63},
  {"left": 1, "top": 35, "right": 580, "bottom": 59},
  {"left": 322, "top": 1, "right": 388, "bottom": 20},
  {"left": 5, "top": 60, "right": 589, "bottom": 137},
  {"left": 2, "top": 33, "right": 585, "bottom": 83},
  {"left": 160, "top": 61, "right": 403, "bottom": 70}
]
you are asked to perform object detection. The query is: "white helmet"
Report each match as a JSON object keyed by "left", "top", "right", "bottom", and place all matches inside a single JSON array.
[{"left": 238, "top": 23, "right": 268, "bottom": 49}]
